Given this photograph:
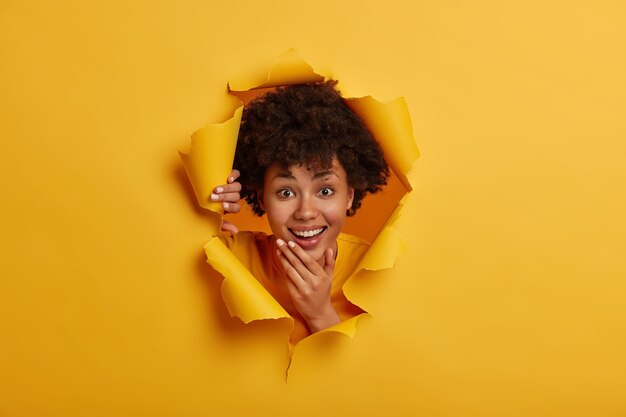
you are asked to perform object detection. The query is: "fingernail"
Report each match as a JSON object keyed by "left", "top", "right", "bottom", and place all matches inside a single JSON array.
[
  {"left": 222, "top": 202, "right": 229, "bottom": 210},
  {"left": 228, "top": 177, "right": 234, "bottom": 183},
  {"left": 276, "top": 239, "right": 284, "bottom": 247},
  {"left": 288, "top": 241, "right": 295, "bottom": 248},
  {"left": 210, "top": 193, "right": 218, "bottom": 201},
  {"left": 215, "top": 187, "right": 224, "bottom": 193}
]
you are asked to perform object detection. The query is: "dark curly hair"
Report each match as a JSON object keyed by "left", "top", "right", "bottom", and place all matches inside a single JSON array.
[{"left": 234, "top": 80, "right": 389, "bottom": 217}]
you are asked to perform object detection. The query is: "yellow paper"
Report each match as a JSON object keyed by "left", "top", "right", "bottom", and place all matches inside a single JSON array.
[
  {"left": 320, "top": 313, "right": 363, "bottom": 338},
  {"left": 228, "top": 48, "right": 325, "bottom": 92},
  {"left": 204, "top": 236, "right": 290, "bottom": 323},
  {"left": 5, "top": 1, "right": 625, "bottom": 412},
  {"left": 181, "top": 50, "right": 419, "bottom": 360},
  {"left": 346, "top": 96, "right": 420, "bottom": 191},
  {"left": 179, "top": 106, "right": 243, "bottom": 213}
]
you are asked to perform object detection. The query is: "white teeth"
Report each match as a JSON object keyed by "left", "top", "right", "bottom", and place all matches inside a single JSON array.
[{"left": 292, "top": 227, "right": 324, "bottom": 238}]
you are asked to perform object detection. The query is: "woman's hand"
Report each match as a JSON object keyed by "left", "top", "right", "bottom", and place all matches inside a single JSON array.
[
  {"left": 211, "top": 169, "right": 242, "bottom": 234},
  {"left": 275, "top": 239, "right": 341, "bottom": 333}
]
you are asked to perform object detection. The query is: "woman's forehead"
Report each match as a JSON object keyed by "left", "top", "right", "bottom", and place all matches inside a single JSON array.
[{"left": 266, "top": 158, "right": 347, "bottom": 180}]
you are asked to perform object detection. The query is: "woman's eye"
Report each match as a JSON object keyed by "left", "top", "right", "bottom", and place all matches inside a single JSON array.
[
  {"left": 278, "top": 189, "right": 294, "bottom": 198},
  {"left": 319, "top": 187, "right": 335, "bottom": 197}
]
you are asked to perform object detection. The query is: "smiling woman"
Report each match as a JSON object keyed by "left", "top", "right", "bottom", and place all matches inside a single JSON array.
[
  {"left": 262, "top": 160, "right": 354, "bottom": 262},
  {"left": 211, "top": 81, "right": 391, "bottom": 345}
]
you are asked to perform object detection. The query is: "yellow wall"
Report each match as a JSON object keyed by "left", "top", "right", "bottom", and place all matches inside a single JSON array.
[{"left": 1, "top": 1, "right": 625, "bottom": 416}]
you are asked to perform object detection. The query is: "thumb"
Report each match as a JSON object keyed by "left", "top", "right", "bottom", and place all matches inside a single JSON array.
[{"left": 323, "top": 248, "right": 335, "bottom": 277}]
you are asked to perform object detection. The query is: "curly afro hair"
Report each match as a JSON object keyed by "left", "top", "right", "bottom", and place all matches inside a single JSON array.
[{"left": 234, "top": 80, "right": 390, "bottom": 217}]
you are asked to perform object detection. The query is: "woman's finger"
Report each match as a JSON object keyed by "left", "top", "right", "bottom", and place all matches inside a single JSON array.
[
  {"left": 276, "top": 246, "right": 307, "bottom": 291},
  {"left": 322, "top": 248, "right": 335, "bottom": 277},
  {"left": 210, "top": 192, "right": 241, "bottom": 203},
  {"left": 276, "top": 239, "right": 303, "bottom": 265},
  {"left": 277, "top": 240, "right": 313, "bottom": 280},
  {"left": 286, "top": 241, "right": 327, "bottom": 278},
  {"left": 228, "top": 169, "right": 241, "bottom": 183},
  {"left": 222, "top": 202, "right": 240, "bottom": 214},
  {"left": 214, "top": 182, "right": 242, "bottom": 194},
  {"left": 221, "top": 220, "right": 239, "bottom": 234},
  {"left": 277, "top": 240, "right": 330, "bottom": 286}
]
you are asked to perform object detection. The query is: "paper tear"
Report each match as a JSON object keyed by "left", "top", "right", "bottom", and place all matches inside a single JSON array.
[
  {"left": 346, "top": 96, "right": 420, "bottom": 191},
  {"left": 228, "top": 49, "right": 325, "bottom": 92},
  {"left": 180, "top": 49, "right": 419, "bottom": 361},
  {"left": 317, "top": 313, "right": 363, "bottom": 338},
  {"left": 179, "top": 107, "right": 243, "bottom": 213},
  {"left": 204, "top": 236, "right": 290, "bottom": 323},
  {"left": 355, "top": 196, "right": 408, "bottom": 272}
]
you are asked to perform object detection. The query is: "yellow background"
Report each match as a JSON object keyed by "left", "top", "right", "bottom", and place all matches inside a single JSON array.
[{"left": 1, "top": 1, "right": 625, "bottom": 416}]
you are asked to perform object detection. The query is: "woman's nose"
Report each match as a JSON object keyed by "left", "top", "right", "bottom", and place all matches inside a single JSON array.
[{"left": 294, "top": 195, "right": 319, "bottom": 220}]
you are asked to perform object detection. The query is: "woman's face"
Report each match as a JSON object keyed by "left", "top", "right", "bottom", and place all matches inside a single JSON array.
[{"left": 260, "top": 158, "right": 354, "bottom": 263}]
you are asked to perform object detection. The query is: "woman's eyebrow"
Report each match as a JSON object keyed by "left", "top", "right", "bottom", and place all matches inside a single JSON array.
[
  {"left": 313, "top": 170, "right": 338, "bottom": 180},
  {"left": 271, "top": 171, "right": 295, "bottom": 180},
  {"left": 271, "top": 170, "right": 338, "bottom": 180}
]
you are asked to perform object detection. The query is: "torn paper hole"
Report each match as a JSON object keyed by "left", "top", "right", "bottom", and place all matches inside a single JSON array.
[{"left": 180, "top": 49, "right": 419, "bottom": 358}]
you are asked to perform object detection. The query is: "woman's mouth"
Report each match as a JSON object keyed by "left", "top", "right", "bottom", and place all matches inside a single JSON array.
[
  {"left": 288, "top": 227, "right": 327, "bottom": 248},
  {"left": 289, "top": 227, "right": 326, "bottom": 238}
]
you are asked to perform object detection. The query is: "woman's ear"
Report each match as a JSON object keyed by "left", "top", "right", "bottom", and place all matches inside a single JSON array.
[{"left": 346, "top": 187, "right": 354, "bottom": 210}]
